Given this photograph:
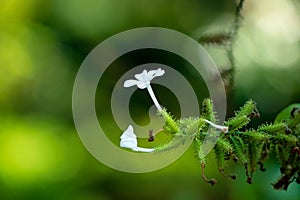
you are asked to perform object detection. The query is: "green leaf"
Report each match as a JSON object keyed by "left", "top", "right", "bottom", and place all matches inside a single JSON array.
[{"left": 274, "top": 104, "right": 300, "bottom": 123}]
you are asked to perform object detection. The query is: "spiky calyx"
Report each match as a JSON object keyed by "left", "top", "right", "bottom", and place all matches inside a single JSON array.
[
  {"left": 159, "top": 109, "right": 179, "bottom": 134},
  {"left": 153, "top": 99, "right": 300, "bottom": 190}
]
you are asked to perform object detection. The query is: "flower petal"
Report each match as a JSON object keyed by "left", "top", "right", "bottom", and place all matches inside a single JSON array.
[
  {"left": 147, "top": 70, "right": 157, "bottom": 79},
  {"left": 147, "top": 68, "right": 165, "bottom": 81},
  {"left": 124, "top": 80, "right": 139, "bottom": 87},
  {"left": 120, "top": 125, "right": 138, "bottom": 149},
  {"left": 136, "top": 81, "right": 149, "bottom": 89},
  {"left": 120, "top": 125, "right": 154, "bottom": 153},
  {"left": 135, "top": 70, "right": 148, "bottom": 82},
  {"left": 120, "top": 125, "right": 136, "bottom": 139},
  {"left": 153, "top": 68, "right": 165, "bottom": 77}
]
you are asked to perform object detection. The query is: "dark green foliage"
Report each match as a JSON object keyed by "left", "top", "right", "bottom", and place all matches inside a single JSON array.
[
  {"left": 225, "top": 115, "right": 250, "bottom": 131},
  {"left": 225, "top": 100, "right": 259, "bottom": 131},
  {"left": 154, "top": 133, "right": 191, "bottom": 152},
  {"left": 247, "top": 140, "right": 263, "bottom": 181},
  {"left": 214, "top": 142, "right": 226, "bottom": 172},
  {"left": 222, "top": 101, "right": 299, "bottom": 189},
  {"left": 274, "top": 104, "right": 300, "bottom": 123},
  {"left": 235, "top": 100, "right": 259, "bottom": 118},
  {"left": 155, "top": 99, "right": 300, "bottom": 190},
  {"left": 216, "top": 137, "right": 232, "bottom": 152},
  {"left": 154, "top": 0, "right": 300, "bottom": 190},
  {"left": 258, "top": 123, "right": 288, "bottom": 134},
  {"left": 201, "top": 98, "right": 217, "bottom": 122},
  {"left": 160, "top": 109, "right": 179, "bottom": 134},
  {"left": 257, "top": 142, "right": 270, "bottom": 171},
  {"left": 214, "top": 137, "right": 232, "bottom": 173},
  {"left": 230, "top": 135, "right": 247, "bottom": 166},
  {"left": 287, "top": 108, "right": 300, "bottom": 133},
  {"left": 240, "top": 131, "right": 267, "bottom": 141}
]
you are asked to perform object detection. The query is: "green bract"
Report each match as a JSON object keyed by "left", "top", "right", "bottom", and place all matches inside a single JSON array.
[{"left": 154, "top": 99, "right": 300, "bottom": 190}]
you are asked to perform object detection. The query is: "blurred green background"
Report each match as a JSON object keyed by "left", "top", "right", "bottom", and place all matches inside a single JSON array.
[{"left": 1, "top": 0, "right": 300, "bottom": 199}]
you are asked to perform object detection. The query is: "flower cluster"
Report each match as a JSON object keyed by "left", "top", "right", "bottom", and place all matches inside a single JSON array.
[
  {"left": 120, "top": 68, "right": 228, "bottom": 153},
  {"left": 118, "top": 68, "right": 300, "bottom": 190}
]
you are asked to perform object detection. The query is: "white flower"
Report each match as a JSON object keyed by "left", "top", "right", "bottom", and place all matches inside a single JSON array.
[
  {"left": 120, "top": 125, "right": 154, "bottom": 153},
  {"left": 124, "top": 68, "right": 165, "bottom": 89},
  {"left": 124, "top": 68, "right": 165, "bottom": 111}
]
